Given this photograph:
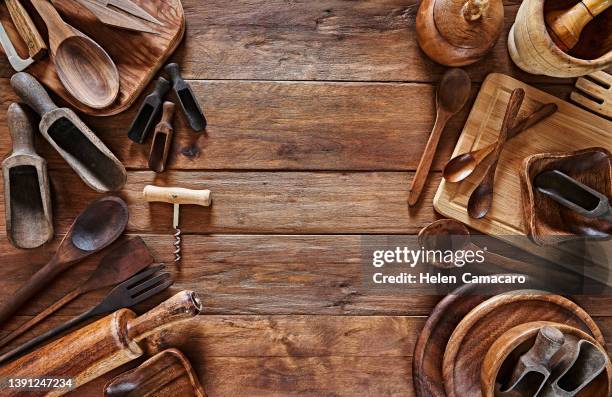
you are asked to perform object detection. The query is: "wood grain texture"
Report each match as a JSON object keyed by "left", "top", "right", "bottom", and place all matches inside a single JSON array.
[
  {"left": 0, "top": 170, "right": 440, "bottom": 234},
  {"left": 0, "top": 0, "right": 184, "bottom": 115}
]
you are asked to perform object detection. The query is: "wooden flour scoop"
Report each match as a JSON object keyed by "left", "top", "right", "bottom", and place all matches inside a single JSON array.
[
  {"left": 2, "top": 103, "right": 53, "bottom": 249},
  {"left": 0, "top": 291, "right": 203, "bottom": 397},
  {"left": 10, "top": 72, "right": 127, "bottom": 192}
]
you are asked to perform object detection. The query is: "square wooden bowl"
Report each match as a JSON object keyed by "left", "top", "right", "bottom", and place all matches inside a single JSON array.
[{"left": 520, "top": 147, "right": 612, "bottom": 246}]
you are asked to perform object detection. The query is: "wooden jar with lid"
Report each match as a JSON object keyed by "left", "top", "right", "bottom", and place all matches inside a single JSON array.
[{"left": 416, "top": 0, "right": 505, "bottom": 66}]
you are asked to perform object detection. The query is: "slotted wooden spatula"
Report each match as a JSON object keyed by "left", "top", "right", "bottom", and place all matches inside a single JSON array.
[{"left": 570, "top": 71, "right": 611, "bottom": 118}]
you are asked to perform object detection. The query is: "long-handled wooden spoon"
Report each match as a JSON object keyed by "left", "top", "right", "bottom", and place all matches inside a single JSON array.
[
  {"left": 443, "top": 103, "right": 558, "bottom": 183},
  {"left": 0, "top": 237, "right": 153, "bottom": 349},
  {"left": 468, "top": 88, "right": 525, "bottom": 219},
  {"left": 30, "top": 0, "right": 119, "bottom": 109},
  {"left": 408, "top": 68, "right": 471, "bottom": 207},
  {"left": 0, "top": 196, "right": 128, "bottom": 326}
]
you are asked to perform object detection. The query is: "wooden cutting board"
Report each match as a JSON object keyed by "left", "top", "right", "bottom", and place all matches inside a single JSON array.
[
  {"left": 434, "top": 73, "right": 612, "bottom": 286},
  {"left": 0, "top": 0, "right": 184, "bottom": 116}
]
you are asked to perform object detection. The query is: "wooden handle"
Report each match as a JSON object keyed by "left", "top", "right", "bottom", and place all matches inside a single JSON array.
[
  {"left": 5, "top": 0, "right": 47, "bottom": 59},
  {"left": 7, "top": 103, "right": 36, "bottom": 155},
  {"left": 10, "top": 72, "right": 58, "bottom": 116},
  {"left": 152, "top": 76, "right": 171, "bottom": 97},
  {"left": 408, "top": 112, "right": 450, "bottom": 207},
  {"left": 159, "top": 101, "right": 176, "bottom": 125},
  {"left": 508, "top": 103, "right": 557, "bottom": 138},
  {"left": 164, "top": 62, "right": 182, "bottom": 84},
  {"left": 0, "top": 289, "right": 81, "bottom": 350},
  {"left": 583, "top": 0, "right": 610, "bottom": 16},
  {"left": 143, "top": 185, "right": 212, "bottom": 207},
  {"left": 545, "top": 0, "right": 609, "bottom": 50},
  {"left": 29, "top": 0, "right": 71, "bottom": 53},
  {"left": 127, "top": 290, "right": 202, "bottom": 343}
]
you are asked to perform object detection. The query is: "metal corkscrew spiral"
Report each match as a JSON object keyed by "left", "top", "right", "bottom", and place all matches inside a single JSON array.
[{"left": 173, "top": 227, "right": 182, "bottom": 262}]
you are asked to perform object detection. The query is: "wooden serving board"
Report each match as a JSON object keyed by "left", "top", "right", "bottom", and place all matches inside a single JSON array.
[
  {"left": 0, "top": 0, "right": 185, "bottom": 116},
  {"left": 434, "top": 73, "right": 612, "bottom": 286}
]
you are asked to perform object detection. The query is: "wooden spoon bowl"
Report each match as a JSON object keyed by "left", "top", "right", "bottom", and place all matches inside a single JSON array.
[
  {"left": 55, "top": 35, "right": 119, "bottom": 109},
  {"left": 71, "top": 196, "right": 129, "bottom": 251}
]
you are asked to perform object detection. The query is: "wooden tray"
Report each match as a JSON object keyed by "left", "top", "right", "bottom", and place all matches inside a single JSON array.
[
  {"left": 442, "top": 291, "right": 605, "bottom": 397},
  {"left": 434, "top": 73, "right": 612, "bottom": 286},
  {"left": 0, "top": 0, "right": 185, "bottom": 116}
]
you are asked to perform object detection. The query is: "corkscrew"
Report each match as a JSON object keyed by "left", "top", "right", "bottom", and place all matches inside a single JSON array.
[{"left": 143, "top": 185, "right": 212, "bottom": 263}]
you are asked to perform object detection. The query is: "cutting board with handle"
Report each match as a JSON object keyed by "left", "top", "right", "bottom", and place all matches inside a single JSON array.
[
  {"left": 434, "top": 73, "right": 612, "bottom": 286},
  {"left": 0, "top": 0, "right": 184, "bottom": 116}
]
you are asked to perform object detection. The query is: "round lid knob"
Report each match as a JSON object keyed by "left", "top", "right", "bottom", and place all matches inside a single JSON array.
[{"left": 433, "top": 0, "right": 504, "bottom": 50}]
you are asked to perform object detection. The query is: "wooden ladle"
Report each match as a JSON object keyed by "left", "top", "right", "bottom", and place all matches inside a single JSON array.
[
  {"left": 30, "top": 0, "right": 119, "bottom": 109},
  {"left": 443, "top": 103, "right": 558, "bottom": 183},
  {"left": 0, "top": 196, "right": 128, "bottom": 326},
  {"left": 408, "top": 68, "right": 471, "bottom": 207},
  {"left": 468, "top": 88, "right": 524, "bottom": 219}
]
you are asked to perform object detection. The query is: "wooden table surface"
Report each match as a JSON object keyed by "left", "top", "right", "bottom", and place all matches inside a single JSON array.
[{"left": 0, "top": 1, "right": 611, "bottom": 396}]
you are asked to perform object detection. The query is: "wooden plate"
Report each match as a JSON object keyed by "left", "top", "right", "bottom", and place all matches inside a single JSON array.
[
  {"left": 442, "top": 291, "right": 605, "bottom": 397},
  {"left": 412, "top": 278, "right": 540, "bottom": 397},
  {"left": 481, "top": 321, "right": 612, "bottom": 397},
  {"left": 0, "top": 0, "right": 185, "bottom": 116}
]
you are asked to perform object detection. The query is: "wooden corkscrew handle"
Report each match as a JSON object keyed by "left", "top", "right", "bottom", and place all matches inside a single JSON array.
[{"left": 143, "top": 185, "right": 212, "bottom": 206}]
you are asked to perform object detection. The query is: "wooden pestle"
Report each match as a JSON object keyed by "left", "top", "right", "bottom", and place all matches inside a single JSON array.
[
  {"left": 0, "top": 291, "right": 202, "bottom": 397},
  {"left": 546, "top": 0, "right": 611, "bottom": 51}
]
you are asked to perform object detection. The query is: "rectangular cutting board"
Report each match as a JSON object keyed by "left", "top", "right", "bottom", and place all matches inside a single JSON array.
[
  {"left": 434, "top": 73, "right": 612, "bottom": 286},
  {"left": 0, "top": 0, "right": 184, "bottom": 116}
]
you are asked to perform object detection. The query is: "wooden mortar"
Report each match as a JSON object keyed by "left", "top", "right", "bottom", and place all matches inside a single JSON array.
[{"left": 509, "top": 0, "right": 612, "bottom": 77}]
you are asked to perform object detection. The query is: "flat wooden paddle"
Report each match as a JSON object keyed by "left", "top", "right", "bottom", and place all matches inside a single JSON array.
[
  {"left": 0, "top": 196, "right": 128, "bottom": 326},
  {"left": 0, "top": 237, "right": 154, "bottom": 349}
]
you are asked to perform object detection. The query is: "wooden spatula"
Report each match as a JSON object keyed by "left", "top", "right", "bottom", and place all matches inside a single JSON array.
[{"left": 570, "top": 71, "right": 611, "bottom": 118}]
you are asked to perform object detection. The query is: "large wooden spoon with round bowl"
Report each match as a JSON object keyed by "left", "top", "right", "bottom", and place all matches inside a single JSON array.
[{"left": 30, "top": 0, "right": 119, "bottom": 109}]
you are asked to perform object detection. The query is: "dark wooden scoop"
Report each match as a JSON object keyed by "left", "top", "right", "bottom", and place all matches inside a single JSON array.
[
  {"left": 165, "top": 63, "right": 206, "bottom": 132},
  {"left": 2, "top": 103, "right": 53, "bottom": 249},
  {"left": 0, "top": 237, "right": 154, "bottom": 349},
  {"left": 148, "top": 101, "right": 176, "bottom": 173},
  {"left": 468, "top": 88, "right": 525, "bottom": 219},
  {"left": 105, "top": 348, "right": 207, "bottom": 397},
  {"left": 10, "top": 72, "right": 127, "bottom": 192},
  {"left": 0, "top": 196, "right": 128, "bottom": 326},
  {"left": 128, "top": 77, "right": 171, "bottom": 144}
]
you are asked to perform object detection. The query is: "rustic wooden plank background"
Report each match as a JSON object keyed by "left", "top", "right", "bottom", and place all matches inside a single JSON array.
[{"left": 0, "top": 1, "right": 609, "bottom": 396}]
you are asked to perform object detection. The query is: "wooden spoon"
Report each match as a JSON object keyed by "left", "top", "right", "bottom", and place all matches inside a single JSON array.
[
  {"left": 0, "top": 196, "right": 128, "bottom": 326},
  {"left": 444, "top": 103, "right": 558, "bottom": 183},
  {"left": 30, "top": 0, "right": 119, "bottom": 109},
  {"left": 408, "top": 68, "right": 471, "bottom": 207},
  {"left": 0, "top": 237, "right": 153, "bottom": 349},
  {"left": 468, "top": 88, "right": 525, "bottom": 219}
]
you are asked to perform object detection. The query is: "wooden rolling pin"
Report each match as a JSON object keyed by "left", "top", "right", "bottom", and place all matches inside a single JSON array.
[
  {"left": 0, "top": 291, "right": 202, "bottom": 397},
  {"left": 546, "top": 0, "right": 611, "bottom": 51}
]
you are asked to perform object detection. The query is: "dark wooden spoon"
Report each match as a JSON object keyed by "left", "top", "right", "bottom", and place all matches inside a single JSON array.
[
  {"left": 0, "top": 237, "right": 153, "bottom": 348},
  {"left": 468, "top": 88, "right": 525, "bottom": 219},
  {"left": 408, "top": 68, "right": 471, "bottom": 207},
  {"left": 444, "top": 103, "right": 558, "bottom": 183},
  {"left": 0, "top": 196, "right": 128, "bottom": 325}
]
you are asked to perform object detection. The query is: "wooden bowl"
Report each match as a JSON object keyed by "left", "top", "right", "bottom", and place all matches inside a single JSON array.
[
  {"left": 509, "top": 0, "right": 612, "bottom": 77},
  {"left": 481, "top": 321, "right": 612, "bottom": 397},
  {"left": 442, "top": 291, "right": 604, "bottom": 397},
  {"left": 519, "top": 147, "right": 612, "bottom": 246}
]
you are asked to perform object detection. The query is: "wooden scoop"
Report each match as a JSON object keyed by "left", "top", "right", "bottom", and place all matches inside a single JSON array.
[
  {"left": 2, "top": 103, "right": 53, "bottom": 249},
  {"left": 148, "top": 102, "right": 176, "bottom": 173},
  {"left": 0, "top": 196, "right": 128, "bottom": 326},
  {"left": 30, "top": 0, "right": 119, "bottom": 109},
  {"left": 468, "top": 88, "right": 524, "bottom": 219},
  {"left": 408, "top": 68, "right": 471, "bottom": 206},
  {"left": 11, "top": 72, "right": 127, "bottom": 192},
  {"left": 0, "top": 237, "right": 154, "bottom": 349}
]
